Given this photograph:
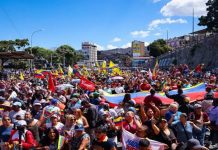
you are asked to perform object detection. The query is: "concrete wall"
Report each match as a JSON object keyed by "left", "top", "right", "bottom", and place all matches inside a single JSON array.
[{"left": 157, "top": 33, "right": 218, "bottom": 70}]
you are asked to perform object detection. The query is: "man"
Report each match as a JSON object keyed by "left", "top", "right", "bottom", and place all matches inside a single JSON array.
[
  {"left": 139, "top": 138, "right": 152, "bottom": 150},
  {"left": 81, "top": 100, "right": 98, "bottom": 142},
  {"left": 9, "top": 102, "right": 26, "bottom": 123},
  {"left": 92, "top": 125, "right": 117, "bottom": 150},
  {"left": 45, "top": 114, "right": 64, "bottom": 133},
  {"left": 144, "top": 89, "right": 162, "bottom": 109}
]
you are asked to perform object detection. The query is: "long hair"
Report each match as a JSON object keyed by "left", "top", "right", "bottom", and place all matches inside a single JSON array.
[{"left": 42, "top": 127, "right": 59, "bottom": 146}]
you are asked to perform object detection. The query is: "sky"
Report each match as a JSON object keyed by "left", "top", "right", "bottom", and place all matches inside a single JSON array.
[{"left": 0, "top": 0, "right": 208, "bottom": 50}]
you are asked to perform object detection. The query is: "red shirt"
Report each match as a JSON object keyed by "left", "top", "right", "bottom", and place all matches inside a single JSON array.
[{"left": 140, "top": 83, "right": 151, "bottom": 91}]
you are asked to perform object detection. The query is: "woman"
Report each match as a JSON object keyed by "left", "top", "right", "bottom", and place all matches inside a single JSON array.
[
  {"left": 70, "top": 124, "right": 90, "bottom": 150},
  {"left": 73, "top": 108, "right": 89, "bottom": 129},
  {"left": 38, "top": 127, "right": 60, "bottom": 150},
  {"left": 61, "top": 114, "right": 76, "bottom": 139},
  {"left": 122, "top": 111, "right": 142, "bottom": 134},
  {"left": 122, "top": 93, "right": 136, "bottom": 112},
  {"left": 0, "top": 115, "right": 13, "bottom": 149},
  {"left": 156, "top": 118, "right": 177, "bottom": 150},
  {"left": 172, "top": 113, "right": 201, "bottom": 144}
]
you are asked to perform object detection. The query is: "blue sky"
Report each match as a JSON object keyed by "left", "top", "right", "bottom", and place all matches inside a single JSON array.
[{"left": 0, "top": 0, "right": 207, "bottom": 50}]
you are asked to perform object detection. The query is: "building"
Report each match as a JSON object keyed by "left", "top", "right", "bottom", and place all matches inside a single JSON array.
[
  {"left": 81, "top": 42, "right": 97, "bottom": 62},
  {"left": 132, "top": 40, "right": 145, "bottom": 57}
]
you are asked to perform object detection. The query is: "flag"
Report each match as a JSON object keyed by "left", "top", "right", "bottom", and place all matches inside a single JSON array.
[
  {"left": 82, "top": 65, "right": 89, "bottom": 77},
  {"left": 73, "top": 69, "right": 82, "bottom": 78},
  {"left": 102, "top": 61, "right": 107, "bottom": 74},
  {"left": 34, "top": 70, "right": 45, "bottom": 79},
  {"left": 48, "top": 73, "right": 55, "bottom": 93},
  {"left": 112, "top": 67, "right": 122, "bottom": 76},
  {"left": 148, "top": 68, "right": 152, "bottom": 80},
  {"left": 113, "top": 116, "right": 124, "bottom": 127},
  {"left": 19, "top": 72, "right": 24, "bottom": 80},
  {"left": 68, "top": 65, "right": 73, "bottom": 77},
  {"left": 79, "top": 77, "right": 95, "bottom": 91},
  {"left": 58, "top": 65, "right": 64, "bottom": 75},
  {"left": 57, "top": 135, "right": 65, "bottom": 150},
  {"left": 95, "top": 61, "right": 99, "bottom": 67},
  {"left": 122, "top": 128, "right": 165, "bottom": 150},
  {"left": 109, "top": 60, "right": 115, "bottom": 68},
  {"left": 152, "top": 59, "right": 159, "bottom": 79},
  {"left": 52, "top": 70, "right": 59, "bottom": 77}
]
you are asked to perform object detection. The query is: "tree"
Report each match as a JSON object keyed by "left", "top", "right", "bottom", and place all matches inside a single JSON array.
[
  {"left": 198, "top": 0, "right": 218, "bottom": 32},
  {"left": 55, "top": 45, "right": 83, "bottom": 66},
  {"left": 149, "top": 39, "right": 172, "bottom": 57},
  {"left": 0, "top": 39, "right": 29, "bottom": 52}
]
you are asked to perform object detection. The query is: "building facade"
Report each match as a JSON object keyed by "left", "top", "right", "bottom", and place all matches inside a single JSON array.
[
  {"left": 81, "top": 42, "right": 97, "bottom": 62},
  {"left": 132, "top": 40, "right": 145, "bottom": 57}
]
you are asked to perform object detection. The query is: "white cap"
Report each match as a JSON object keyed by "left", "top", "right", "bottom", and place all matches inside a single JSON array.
[
  {"left": 13, "top": 102, "right": 22, "bottom": 107},
  {"left": 17, "top": 120, "right": 27, "bottom": 126},
  {"left": 33, "top": 100, "right": 41, "bottom": 106}
]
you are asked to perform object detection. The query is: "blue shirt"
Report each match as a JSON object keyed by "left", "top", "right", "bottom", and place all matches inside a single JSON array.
[
  {"left": 172, "top": 121, "right": 194, "bottom": 143},
  {"left": 0, "top": 125, "right": 13, "bottom": 142},
  {"left": 165, "top": 110, "right": 181, "bottom": 124}
]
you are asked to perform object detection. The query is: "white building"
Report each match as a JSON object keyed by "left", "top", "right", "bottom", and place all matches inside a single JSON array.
[{"left": 81, "top": 42, "right": 97, "bottom": 62}]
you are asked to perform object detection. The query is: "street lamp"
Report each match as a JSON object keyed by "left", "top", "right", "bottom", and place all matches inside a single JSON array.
[{"left": 30, "top": 29, "right": 43, "bottom": 70}]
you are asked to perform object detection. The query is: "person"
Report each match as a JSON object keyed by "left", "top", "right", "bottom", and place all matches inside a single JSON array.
[
  {"left": 122, "top": 111, "right": 142, "bottom": 134},
  {"left": 61, "top": 114, "right": 76, "bottom": 139},
  {"left": 140, "top": 80, "right": 151, "bottom": 91},
  {"left": 31, "top": 100, "right": 42, "bottom": 120},
  {"left": 81, "top": 100, "right": 98, "bottom": 142},
  {"left": 155, "top": 118, "right": 177, "bottom": 150},
  {"left": 0, "top": 115, "right": 13, "bottom": 145},
  {"left": 45, "top": 114, "right": 64, "bottom": 133},
  {"left": 7, "top": 120, "right": 37, "bottom": 150},
  {"left": 135, "top": 125, "right": 148, "bottom": 138},
  {"left": 0, "top": 100, "right": 12, "bottom": 118},
  {"left": 92, "top": 125, "right": 117, "bottom": 150},
  {"left": 172, "top": 113, "right": 201, "bottom": 144},
  {"left": 187, "top": 139, "right": 209, "bottom": 150},
  {"left": 138, "top": 138, "right": 152, "bottom": 150},
  {"left": 72, "top": 108, "right": 89, "bottom": 129},
  {"left": 189, "top": 103, "right": 210, "bottom": 145},
  {"left": 165, "top": 103, "right": 181, "bottom": 126},
  {"left": 144, "top": 89, "right": 163, "bottom": 109},
  {"left": 37, "top": 127, "right": 60, "bottom": 150},
  {"left": 165, "top": 88, "right": 186, "bottom": 107},
  {"left": 70, "top": 124, "right": 90, "bottom": 150},
  {"left": 208, "top": 98, "right": 218, "bottom": 148},
  {"left": 9, "top": 101, "right": 26, "bottom": 123}
]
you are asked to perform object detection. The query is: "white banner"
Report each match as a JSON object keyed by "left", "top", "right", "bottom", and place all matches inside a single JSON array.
[{"left": 122, "top": 128, "right": 165, "bottom": 150}]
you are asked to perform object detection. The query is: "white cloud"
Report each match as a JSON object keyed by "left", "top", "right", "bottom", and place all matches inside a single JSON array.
[
  {"left": 130, "top": 30, "right": 150, "bottom": 38},
  {"left": 153, "top": 0, "right": 161, "bottom": 3},
  {"left": 148, "top": 18, "right": 187, "bottom": 30},
  {"left": 121, "top": 42, "right": 131, "bottom": 48},
  {"left": 107, "top": 44, "right": 118, "bottom": 49},
  {"left": 160, "top": 0, "right": 207, "bottom": 17},
  {"left": 154, "top": 33, "right": 162, "bottom": 36},
  {"left": 95, "top": 43, "right": 104, "bottom": 50},
  {"left": 111, "top": 37, "right": 121, "bottom": 42},
  {"left": 144, "top": 42, "right": 150, "bottom": 46}
]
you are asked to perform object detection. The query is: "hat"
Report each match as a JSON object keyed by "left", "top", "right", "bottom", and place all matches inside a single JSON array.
[
  {"left": 74, "top": 124, "right": 84, "bottom": 131},
  {"left": 70, "top": 93, "right": 80, "bottom": 99},
  {"left": 194, "top": 104, "right": 202, "bottom": 109},
  {"left": 187, "top": 139, "right": 206, "bottom": 149},
  {"left": 13, "top": 102, "right": 22, "bottom": 107},
  {"left": 48, "top": 96, "right": 53, "bottom": 100},
  {"left": 17, "top": 120, "right": 27, "bottom": 126},
  {"left": 51, "top": 114, "right": 58, "bottom": 118},
  {"left": 128, "top": 107, "right": 136, "bottom": 114},
  {"left": 33, "top": 100, "right": 41, "bottom": 106},
  {"left": 0, "top": 101, "right": 11, "bottom": 107},
  {"left": 51, "top": 99, "right": 58, "bottom": 105}
]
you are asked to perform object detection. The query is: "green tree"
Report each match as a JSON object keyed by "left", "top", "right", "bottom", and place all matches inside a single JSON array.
[
  {"left": 14, "top": 39, "right": 29, "bottom": 50},
  {"left": 149, "top": 39, "right": 172, "bottom": 57},
  {"left": 25, "top": 46, "right": 54, "bottom": 61},
  {"left": 0, "top": 39, "right": 29, "bottom": 52},
  {"left": 55, "top": 45, "right": 83, "bottom": 66},
  {"left": 198, "top": 0, "right": 218, "bottom": 32}
]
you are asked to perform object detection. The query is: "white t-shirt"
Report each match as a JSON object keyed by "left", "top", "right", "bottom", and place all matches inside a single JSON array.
[
  {"left": 9, "top": 109, "right": 26, "bottom": 123},
  {"left": 46, "top": 122, "right": 64, "bottom": 133}
]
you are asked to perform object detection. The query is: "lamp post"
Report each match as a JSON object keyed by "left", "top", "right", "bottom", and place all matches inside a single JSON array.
[{"left": 30, "top": 29, "right": 43, "bottom": 70}]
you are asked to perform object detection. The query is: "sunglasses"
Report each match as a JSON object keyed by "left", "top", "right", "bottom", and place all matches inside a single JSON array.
[{"left": 3, "top": 119, "right": 10, "bottom": 121}]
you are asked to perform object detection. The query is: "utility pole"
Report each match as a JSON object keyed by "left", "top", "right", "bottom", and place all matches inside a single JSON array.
[{"left": 192, "top": 8, "right": 195, "bottom": 41}]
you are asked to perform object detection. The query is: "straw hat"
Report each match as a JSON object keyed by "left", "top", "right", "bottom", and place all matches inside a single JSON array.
[{"left": 0, "top": 101, "right": 11, "bottom": 108}]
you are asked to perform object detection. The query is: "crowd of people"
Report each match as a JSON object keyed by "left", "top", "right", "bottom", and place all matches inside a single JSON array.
[{"left": 0, "top": 63, "right": 217, "bottom": 150}]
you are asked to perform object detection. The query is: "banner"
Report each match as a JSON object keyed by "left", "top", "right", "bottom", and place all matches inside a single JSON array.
[
  {"left": 79, "top": 77, "right": 95, "bottom": 91},
  {"left": 122, "top": 128, "right": 165, "bottom": 150}
]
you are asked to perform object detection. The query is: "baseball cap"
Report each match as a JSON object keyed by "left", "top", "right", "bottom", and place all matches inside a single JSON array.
[
  {"left": 51, "top": 114, "right": 58, "bottom": 118},
  {"left": 33, "top": 100, "right": 41, "bottom": 106},
  {"left": 17, "top": 120, "right": 27, "bottom": 126},
  {"left": 13, "top": 102, "right": 22, "bottom": 107},
  {"left": 128, "top": 107, "right": 136, "bottom": 114},
  {"left": 74, "top": 124, "right": 84, "bottom": 131},
  {"left": 51, "top": 99, "right": 58, "bottom": 105},
  {"left": 193, "top": 103, "right": 202, "bottom": 109}
]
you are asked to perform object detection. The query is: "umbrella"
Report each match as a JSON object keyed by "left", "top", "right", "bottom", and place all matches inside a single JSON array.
[
  {"left": 56, "top": 84, "right": 74, "bottom": 90},
  {"left": 71, "top": 79, "right": 81, "bottom": 83},
  {"left": 111, "top": 76, "right": 124, "bottom": 80}
]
